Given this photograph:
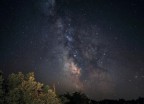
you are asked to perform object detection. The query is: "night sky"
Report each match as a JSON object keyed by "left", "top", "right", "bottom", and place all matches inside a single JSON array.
[{"left": 0, "top": 0, "right": 144, "bottom": 100}]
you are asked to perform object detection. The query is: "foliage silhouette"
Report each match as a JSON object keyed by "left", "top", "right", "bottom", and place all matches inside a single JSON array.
[
  {"left": 0, "top": 70, "right": 144, "bottom": 104},
  {"left": 0, "top": 71, "right": 62, "bottom": 104}
]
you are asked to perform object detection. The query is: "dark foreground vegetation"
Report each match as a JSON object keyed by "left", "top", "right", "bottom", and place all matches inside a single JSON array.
[
  {"left": 0, "top": 71, "right": 144, "bottom": 104},
  {"left": 62, "top": 92, "right": 144, "bottom": 104}
]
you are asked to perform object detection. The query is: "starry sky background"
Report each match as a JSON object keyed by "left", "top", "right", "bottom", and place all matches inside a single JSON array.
[{"left": 0, "top": 0, "right": 144, "bottom": 100}]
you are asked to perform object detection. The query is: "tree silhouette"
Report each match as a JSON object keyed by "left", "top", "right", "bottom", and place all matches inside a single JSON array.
[
  {"left": 1, "top": 70, "right": 144, "bottom": 104},
  {"left": 5, "top": 72, "right": 61, "bottom": 104},
  {"left": 62, "top": 92, "right": 89, "bottom": 104},
  {"left": 0, "top": 71, "right": 4, "bottom": 103}
]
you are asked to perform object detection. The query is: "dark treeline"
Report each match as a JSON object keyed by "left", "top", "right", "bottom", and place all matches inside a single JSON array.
[
  {"left": 61, "top": 92, "right": 144, "bottom": 104},
  {"left": 0, "top": 71, "right": 144, "bottom": 104}
]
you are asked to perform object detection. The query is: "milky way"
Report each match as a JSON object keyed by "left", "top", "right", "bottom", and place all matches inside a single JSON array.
[
  {"left": 46, "top": 1, "right": 116, "bottom": 99},
  {"left": 1, "top": 0, "right": 144, "bottom": 100}
]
